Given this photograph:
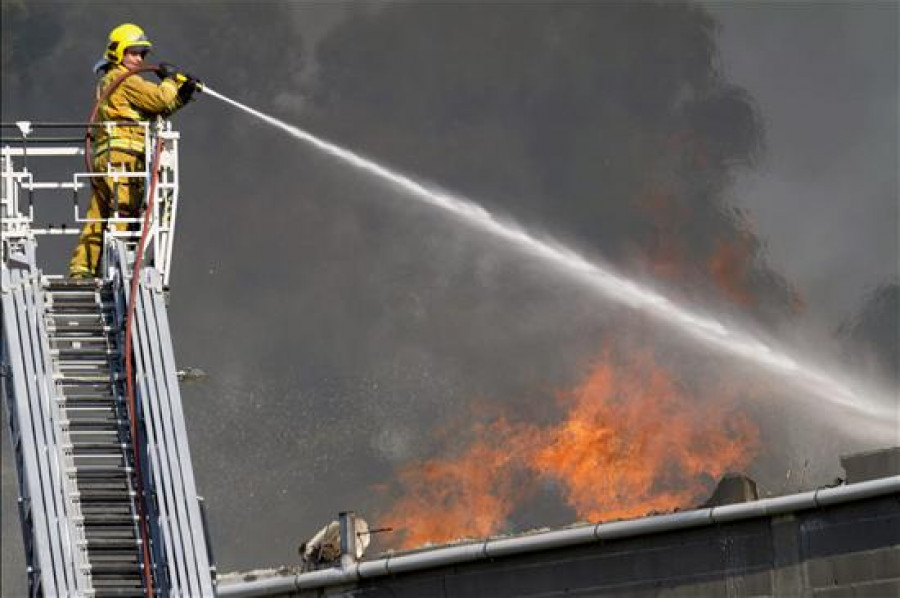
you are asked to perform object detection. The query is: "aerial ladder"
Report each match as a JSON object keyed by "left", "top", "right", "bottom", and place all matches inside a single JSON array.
[{"left": 1, "top": 120, "right": 215, "bottom": 596}]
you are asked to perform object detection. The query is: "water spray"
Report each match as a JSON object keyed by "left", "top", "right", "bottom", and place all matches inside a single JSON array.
[{"left": 201, "top": 85, "right": 896, "bottom": 436}]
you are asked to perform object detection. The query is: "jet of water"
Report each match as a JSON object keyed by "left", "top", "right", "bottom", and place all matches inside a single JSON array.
[{"left": 203, "top": 86, "right": 896, "bottom": 437}]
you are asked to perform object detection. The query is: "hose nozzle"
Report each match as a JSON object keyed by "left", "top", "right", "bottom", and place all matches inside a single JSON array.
[{"left": 174, "top": 72, "right": 202, "bottom": 88}]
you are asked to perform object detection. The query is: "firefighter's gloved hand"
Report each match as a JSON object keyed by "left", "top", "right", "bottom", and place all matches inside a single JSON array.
[
  {"left": 177, "top": 77, "right": 202, "bottom": 104},
  {"left": 156, "top": 62, "right": 181, "bottom": 81}
]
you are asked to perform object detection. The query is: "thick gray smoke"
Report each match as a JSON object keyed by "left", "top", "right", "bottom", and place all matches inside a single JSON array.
[
  {"left": 838, "top": 283, "right": 900, "bottom": 387},
  {"left": 2, "top": 2, "right": 896, "bottom": 594}
]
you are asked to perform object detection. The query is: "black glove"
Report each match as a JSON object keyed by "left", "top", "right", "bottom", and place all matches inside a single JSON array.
[
  {"left": 156, "top": 62, "right": 180, "bottom": 81},
  {"left": 177, "top": 77, "right": 202, "bottom": 104}
]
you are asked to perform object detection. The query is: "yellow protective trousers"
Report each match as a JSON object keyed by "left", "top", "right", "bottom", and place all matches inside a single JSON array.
[{"left": 68, "top": 150, "right": 145, "bottom": 277}]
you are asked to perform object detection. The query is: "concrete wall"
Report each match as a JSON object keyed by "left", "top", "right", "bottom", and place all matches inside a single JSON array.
[{"left": 276, "top": 492, "right": 899, "bottom": 597}]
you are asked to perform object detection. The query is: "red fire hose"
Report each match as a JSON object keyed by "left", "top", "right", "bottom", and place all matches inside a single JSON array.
[{"left": 85, "top": 64, "right": 166, "bottom": 597}]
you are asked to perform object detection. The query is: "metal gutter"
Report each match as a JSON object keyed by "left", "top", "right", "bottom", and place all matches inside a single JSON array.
[{"left": 216, "top": 475, "right": 900, "bottom": 597}]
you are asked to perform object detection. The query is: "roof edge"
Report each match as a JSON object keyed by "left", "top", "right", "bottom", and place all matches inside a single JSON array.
[{"left": 217, "top": 475, "right": 900, "bottom": 597}]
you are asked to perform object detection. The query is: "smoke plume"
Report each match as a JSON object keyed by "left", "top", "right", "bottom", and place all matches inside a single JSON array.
[{"left": 1, "top": 2, "right": 896, "bottom": 593}]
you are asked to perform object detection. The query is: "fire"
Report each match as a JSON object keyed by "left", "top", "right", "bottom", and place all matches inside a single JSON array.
[
  {"left": 633, "top": 185, "right": 761, "bottom": 308},
  {"left": 533, "top": 351, "right": 759, "bottom": 521},
  {"left": 377, "top": 418, "right": 536, "bottom": 548},
  {"left": 377, "top": 349, "right": 760, "bottom": 549},
  {"left": 633, "top": 187, "right": 687, "bottom": 282},
  {"left": 707, "top": 236, "right": 757, "bottom": 307}
]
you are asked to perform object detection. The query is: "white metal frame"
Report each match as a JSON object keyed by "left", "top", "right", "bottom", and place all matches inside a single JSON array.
[
  {"left": 1, "top": 120, "right": 182, "bottom": 286},
  {"left": 2, "top": 121, "right": 213, "bottom": 596}
]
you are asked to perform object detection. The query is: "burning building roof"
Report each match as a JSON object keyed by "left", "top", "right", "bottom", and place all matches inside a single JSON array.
[{"left": 216, "top": 447, "right": 900, "bottom": 597}]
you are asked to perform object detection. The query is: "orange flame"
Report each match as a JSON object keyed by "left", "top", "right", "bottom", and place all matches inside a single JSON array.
[
  {"left": 633, "top": 187, "right": 687, "bottom": 281},
  {"left": 377, "top": 350, "right": 760, "bottom": 549},
  {"left": 533, "top": 351, "right": 759, "bottom": 521},
  {"left": 378, "top": 418, "right": 536, "bottom": 548},
  {"left": 707, "top": 236, "right": 757, "bottom": 307}
]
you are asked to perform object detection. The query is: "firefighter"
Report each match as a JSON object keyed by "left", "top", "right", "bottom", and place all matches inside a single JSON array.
[{"left": 68, "top": 23, "right": 200, "bottom": 278}]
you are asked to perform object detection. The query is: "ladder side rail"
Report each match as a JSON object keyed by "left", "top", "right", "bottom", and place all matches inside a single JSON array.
[
  {"left": 1, "top": 155, "right": 22, "bottom": 239},
  {"left": 196, "top": 496, "right": 217, "bottom": 585},
  {"left": 137, "top": 271, "right": 206, "bottom": 595},
  {"left": 144, "top": 122, "right": 162, "bottom": 284},
  {"left": 148, "top": 134, "right": 160, "bottom": 282},
  {"left": 17, "top": 270, "right": 77, "bottom": 594},
  {"left": 112, "top": 243, "right": 175, "bottom": 595},
  {"left": 154, "top": 167, "right": 171, "bottom": 287},
  {"left": 128, "top": 273, "right": 188, "bottom": 595},
  {"left": 132, "top": 278, "right": 187, "bottom": 595},
  {"left": 28, "top": 273, "right": 89, "bottom": 593},
  {"left": 143, "top": 268, "right": 214, "bottom": 594},
  {"left": 155, "top": 128, "right": 180, "bottom": 288},
  {"left": 2, "top": 268, "right": 60, "bottom": 596},
  {"left": 161, "top": 162, "right": 176, "bottom": 286},
  {"left": 1, "top": 153, "right": 17, "bottom": 217},
  {"left": 1, "top": 276, "right": 41, "bottom": 597},
  {"left": 1, "top": 156, "right": 32, "bottom": 261}
]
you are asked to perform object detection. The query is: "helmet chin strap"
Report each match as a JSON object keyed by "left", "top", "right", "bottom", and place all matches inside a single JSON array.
[{"left": 92, "top": 59, "right": 110, "bottom": 74}]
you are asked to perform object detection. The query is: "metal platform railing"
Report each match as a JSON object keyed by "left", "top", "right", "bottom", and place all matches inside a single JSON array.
[{"left": 1, "top": 120, "right": 182, "bottom": 287}]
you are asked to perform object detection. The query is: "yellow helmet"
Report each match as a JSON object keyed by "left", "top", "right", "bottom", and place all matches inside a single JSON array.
[{"left": 104, "top": 23, "right": 152, "bottom": 65}]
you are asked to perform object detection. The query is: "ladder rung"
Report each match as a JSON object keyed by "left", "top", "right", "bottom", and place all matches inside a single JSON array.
[
  {"left": 72, "top": 458, "right": 130, "bottom": 470},
  {"left": 54, "top": 335, "right": 110, "bottom": 343},
  {"left": 49, "top": 293, "right": 112, "bottom": 301},
  {"left": 48, "top": 313, "right": 108, "bottom": 321},
  {"left": 59, "top": 381, "right": 117, "bottom": 391},
  {"left": 46, "top": 286, "right": 101, "bottom": 293},
  {"left": 68, "top": 431, "right": 122, "bottom": 444},
  {"left": 84, "top": 553, "right": 141, "bottom": 565},
  {"left": 84, "top": 562, "right": 143, "bottom": 575},
  {"left": 64, "top": 405, "right": 122, "bottom": 415},
  {"left": 58, "top": 372, "right": 114, "bottom": 381},
  {"left": 91, "top": 583, "right": 144, "bottom": 595},
  {"left": 59, "top": 399, "right": 122, "bottom": 410},
  {"left": 48, "top": 306, "right": 113, "bottom": 314},
  {"left": 80, "top": 503, "right": 134, "bottom": 515},
  {"left": 71, "top": 465, "right": 132, "bottom": 477},
  {"left": 65, "top": 442, "right": 130, "bottom": 452},
  {"left": 93, "top": 592, "right": 144, "bottom": 598},
  {"left": 49, "top": 324, "right": 116, "bottom": 333},
  {"left": 45, "top": 279, "right": 105, "bottom": 288},
  {"left": 82, "top": 526, "right": 137, "bottom": 539},
  {"left": 64, "top": 406, "right": 117, "bottom": 416},
  {"left": 59, "top": 395, "right": 120, "bottom": 405},
  {"left": 81, "top": 511, "right": 138, "bottom": 522},
  {"left": 47, "top": 294, "right": 105, "bottom": 304},
  {"left": 65, "top": 418, "right": 127, "bottom": 428},
  {"left": 74, "top": 475, "right": 131, "bottom": 487},
  {"left": 72, "top": 490, "right": 137, "bottom": 501},
  {"left": 58, "top": 360, "right": 112, "bottom": 369},
  {"left": 83, "top": 541, "right": 141, "bottom": 552},
  {"left": 56, "top": 373, "right": 120, "bottom": 382},
  {"left": 55, "top": 349, "right": 116, "bottom": 359},
  {"left": 53, "top": 335, "right": 116, "bottom": 344}
]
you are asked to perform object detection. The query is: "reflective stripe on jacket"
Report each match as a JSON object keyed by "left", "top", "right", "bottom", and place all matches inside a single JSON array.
[{"left": 94, "top": 64, "right": 183, "bottom": 157}]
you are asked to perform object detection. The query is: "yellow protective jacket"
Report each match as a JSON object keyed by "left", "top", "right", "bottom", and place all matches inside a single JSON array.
[{"left": 94, "top": 64, "right": 184, "bottom": 157}]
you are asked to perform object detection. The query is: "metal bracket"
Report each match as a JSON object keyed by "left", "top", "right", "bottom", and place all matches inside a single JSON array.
[{"left": 15, "top": 121, "right": 32, "bottom": 137}]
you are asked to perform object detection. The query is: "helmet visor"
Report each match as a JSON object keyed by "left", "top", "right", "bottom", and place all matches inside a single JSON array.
[{"left": 124, "top": 44, "right": 151, "bottom": 57}]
